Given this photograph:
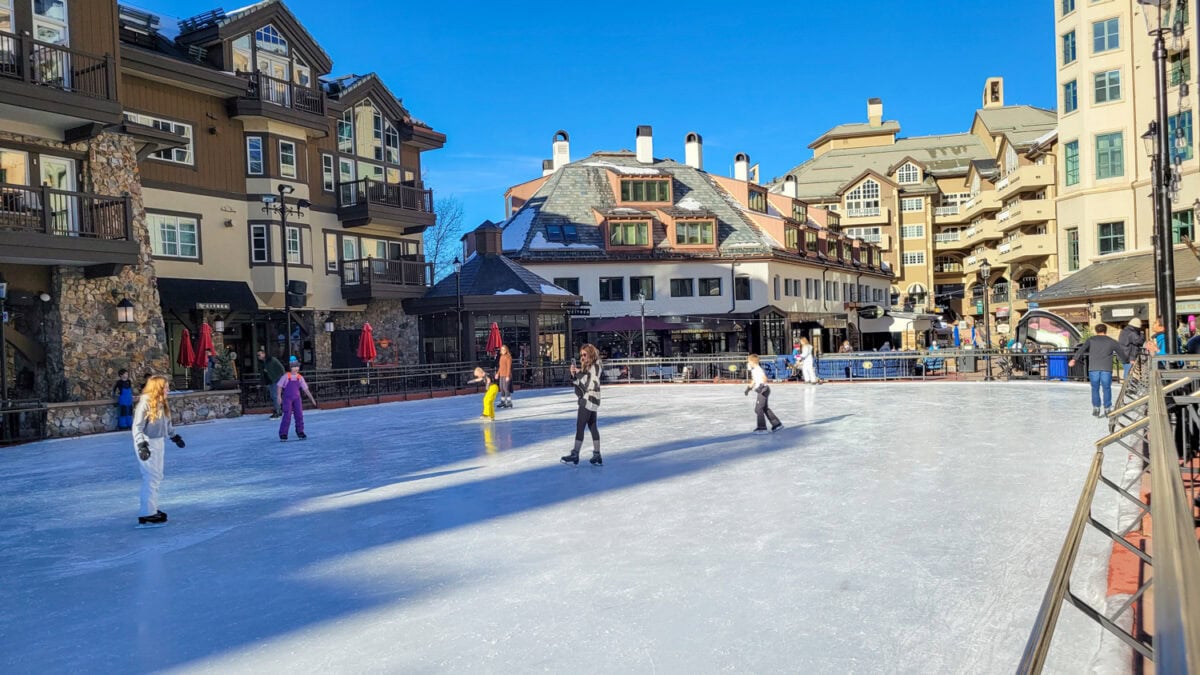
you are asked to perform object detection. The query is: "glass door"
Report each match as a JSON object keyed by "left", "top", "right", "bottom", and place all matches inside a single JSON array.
[
  {"left": 258, "top": 52, "right": 290, "bottom": 106},
  {"left": 341, "top": 236, "right": 359, "bottom": 284},
  {"left": 31, "top": 0, "right": 69, "bottom": 88},
  {"left": 40, "top": 155, "right": 76, "bottom": 234},
  {"left": 338, "top": 158, "right": 356, "bottom": 206}
]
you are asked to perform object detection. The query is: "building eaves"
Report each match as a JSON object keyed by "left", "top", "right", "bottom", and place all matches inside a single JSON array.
[{"left": 807, "top": 121, "right": 901, "bottom": 149}]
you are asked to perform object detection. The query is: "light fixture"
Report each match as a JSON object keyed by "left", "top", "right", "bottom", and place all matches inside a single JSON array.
[
  {"left": 979, "top": 258, "right": 991, "bottom": 280},
  {"left": 278, "top": 184, "right": 295, "bottom": 196},
  {"left": 453, "top": 257, "right": 461, "bottom": 274},
  {"left": 261, "top": 195, "right": 277, "bottom": 205},
  {"left": 1142, "top": 122, "right": 1159, "bottom": 158},
  {"left": 214, "top": 316, "right": 225, "bottom": 332},
  {"left": 324, "top": 316, "right": 335, "bottom": 333},
  {"left": 1137, "top": 0, "right": 1173, "bottom": 35},
  {"left": 297, "top": 198, "right": 312, "bottom": 209},
  {"left": 116, "top": 297, "right": 135, "bottom": 323},
  {"left": 38, "top": 292, "right": 50, "bottom": 302}
]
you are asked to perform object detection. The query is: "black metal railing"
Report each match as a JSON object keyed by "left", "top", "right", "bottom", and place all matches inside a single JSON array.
[
  {"left": 337, "top": 178, "right": 434, "bottom": 213},
  {"left": 340, "top": 257, "right": 432, "bottom": 290},
  {"left": 1017, "top": 286, "right": 1039, "bottom": 300},
  {"left": 0, "top": 183, "right": 131, "bottom": 238},
  {"left": 0, "top": 399, "right": 49, "bottom": 446},
  {"left": 991, "top": 285, "right": 1010, "bottom": 303},
  {"left": 0, "top": 31, "right": 115, "bottom": 101},
  {"left": 238, "top": 70, "right": 325, "bottom": 115}
]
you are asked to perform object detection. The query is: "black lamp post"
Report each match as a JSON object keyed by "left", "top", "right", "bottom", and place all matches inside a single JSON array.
[
  {"left": 262, "top": 184, "right": 310, "bottom": 360},
  {"left": 453, "top": 256, "right": 463, "bottom": 363},
  {"left": 0, "top": 276, "right": 7, "bottom": 414},
  {"left": 980, "top": 258, "right": 993, "bottom": 381}
]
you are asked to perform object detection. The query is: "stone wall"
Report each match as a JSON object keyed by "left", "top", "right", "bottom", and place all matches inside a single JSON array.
[
  {"left": 45, "top": 390, "right": 242, "bottom": 438},
  {"left": 44, "top": 132, "right": 169, "bottom": 400},
  {"left": 315, "top": 299, "right": 421, "bottom": 369}
]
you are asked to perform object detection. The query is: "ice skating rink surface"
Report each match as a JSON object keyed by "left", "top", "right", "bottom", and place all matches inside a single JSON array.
[{"left": 0, "top": 382, "right": 1126, "bottom": 673}]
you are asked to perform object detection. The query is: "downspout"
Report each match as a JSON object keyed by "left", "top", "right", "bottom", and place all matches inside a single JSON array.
[{"left": 855, "top": 270, "right": 864, "bottom": 349}]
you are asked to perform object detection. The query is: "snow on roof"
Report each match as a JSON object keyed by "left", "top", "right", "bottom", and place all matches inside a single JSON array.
[
  {"left": 528, "top": 232, "right": 600, "bottom": 250},
  {"left": 676, "top": 196, "right": 704, "bottom": 211},
  {"left": 579, "top": 161, "right": 663, "bottom": 176},
  {"left": 494, "top": 289, "right": 524, "bottom": 295},
  {"left": 501, "top": 206, "right": 537, "bottom": 252},
  {"left": 122, "top": 3, "right": 183, "bottom": 40},
  {"left": 540, "top": 284, "right": 572, "bottom": 295}
]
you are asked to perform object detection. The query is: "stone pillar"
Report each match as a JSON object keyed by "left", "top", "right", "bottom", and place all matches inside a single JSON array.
[
  {"left": 46, "top": 132, "right": 169, "bottom": 400},
  {"left": 320, "top": 301, "right": 420, "bottom": 370}
]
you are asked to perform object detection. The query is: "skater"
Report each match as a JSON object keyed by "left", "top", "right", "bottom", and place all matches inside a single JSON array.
[
  {"left": 468, "top": 366, "right": 500, "bottom": 420},
  {"left": 497, "top": 344, "right": 513, "bottom": 408},
  {"left": 562, "top": 343, "right": 603, "bottom": 465},
  {"left": 112, "top": 368, "right": 134, "bottom": 430},
  {"left": 276, "top": 356, "right": 317, "bottom": 440},
  {"left": 744, "top": 354, "right": 782, "bottom": 434},
  {"left": 798, "top": 337, "right": 820, "bottom": 384},
  {"left": 257, "top": 348, "right": 285, "bottom": 418},
  {"left": 132, "top": 375, "right": 185, "bottom": 527},
  {"left": 1068, "top": 323, "right": 1127, "bottom": 417}
]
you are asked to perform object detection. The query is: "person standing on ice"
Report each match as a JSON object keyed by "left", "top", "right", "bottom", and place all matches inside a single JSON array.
[
  {"left": 744, "top": 354, "right": 782, "bottom": 434},
  {"left": 798, "top": 337, "right": 820, "bottom": 384},
  {"left": 277, "top": 356, "right": 317, "bottom": 441},
  {"left": 112, "top": 368, "right": 134, "bottom": 430},
  {"left": 132, "top": 375, "right": 184, "bottom": 527},
  {"left": 562, "top": 343, "right": 603, "bottom": 466},
  {"left": 468, "top": 366, "right": 500, "bottom": 420},
  {"left": 497, "top": 344, "right": 514, "bottom": 408},
  {"left": 1069, "top": 323, "right": 1126, "bottom": 418}
]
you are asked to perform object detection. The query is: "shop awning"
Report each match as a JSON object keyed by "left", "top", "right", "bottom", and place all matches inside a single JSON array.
[
  {"left": 586, "top": 316, "right": 684, "bottom": 332},
  {"left": 156, "top": 278, "right": 260, "bottom": 313}
]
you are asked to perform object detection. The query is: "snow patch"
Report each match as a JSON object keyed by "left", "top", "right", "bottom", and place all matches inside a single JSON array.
[
  {"left": 493, "top": 288, "right": 524, "bottom": 295},
  {"left": 676, "top": 196, "right": 704, "bottom": 211},
  {"left": 528, "top": 232, "right": 600, "bottom": 250},
  {"left": 1093, "top": 283, "right": 1140, "bottom": 291},
  {"left": 540, "top": 284, "right": 572, "bottom": 295},
  {"left": 580, "top": 161, "right": 663, "bottom": 175},
  {"left": 501, "top": 207, "right": 537, "bottom": 252}
]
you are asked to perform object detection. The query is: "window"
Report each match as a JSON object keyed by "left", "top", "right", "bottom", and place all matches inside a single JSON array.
[
  {"left": 147, "top": 213, "right": 199, "bottom": 259},
  {"left": 699, "top": 278, "right": 722, "bottom": 296},
  {"left": 1094, "top": 69, "right": 1121, "bottom": 103},
  {"left": 902, "top": 251, "right": 926, "bottom": 266},
  {"left": 1063, "top": 30, "right": 1077, "bottom": 64},
  {"left": 735, "top": 277, "right": 751, "bottom": 301},
  {"left": 279, "top": 140, "right": 297, "bottom": 179},
  {"left": 1062, "top": 0, "right": 1075, "bottom": 15},
  {"left": 619, "top": 179, "right": 670, "bottom": 202},
  {"left": 325, "top": 233, "right": 339, "bottom": 272},
  {"left": 246, "top": 136, "right": 264, "bottom": 175},
  {"left": 901, "top": 197, "right": 923, "bottom": 212},
  {"left": 384, "top": 122, "right": 400, "bottom": 164},
  {"left": 545, "top": 224, "right": 579, "bottom": 242},
  {"left": 1065, "top": 140, "right": 1080, "bottom": 186},
  {"left": 321, "top": 154, "right": 335, "bottom": 192},
  {"left": 676, "top": 220, "right": 715, "bottom": 245},
  {"left": 286, "top": 225, "right": 301, "bottom": 264},
  {"left": 251, "top": 224, "right": 269, "bottom": 263},
  {"left": 814, "top": 280, "right": 822, "bottom": 300},
  {"left": 255, "top": 24, "right": 288, "bottom": 54},
  {"left": 896, "top": 163, "right": 920, "bottom": 184},
  {"left": 748, "top": 190, "right": 768, "bottom": 213},
  {"left": 1063, "top": 80, "right": 1078, "bottom": 114},
  {"left": 774, "top": 276, "right": 781, "bottom": 300},
  {"left": 338, "top": 109, "right": 354, "bottom": 153},
  {"left": 1093, "top": 18, "right": 1119, "bottom": 53},
  {"left": 1098, "top": 221, "right": 1125, "bottom": 255},
  {"left": 124, "top": 112, "right": 192, "bottom": 165},
  {"left": 1169, "top": 111, "right": 1194, "bottom": 161},
  {"left": 670, "top": 278, "right": 694, "bottom": 297},
  {"left": 1170, "top": 51, "right": 1191, "bottom": 87},
  {"left": 630, "top": 276, "right": 654, "bottom": 300},
  {"left": 825, "top": 280, "right": 834, "bottom": 300},
  {"left": 609, "top": 221, "right": 649, "bottom": 246},
  {"left": 1095, "top": 132, "right": 1124, "bottom": 179},
  {"left": 599, "top": 277, "right": 624, "bottom": 301},
  {"left": 1066, "top": 227, "right": 1079, "bottom": 271},
  {"left": 901, "top": 224, "right": 925, "bottom": 239},
  {"left": 805, "top": 231, "right": 819, "bottom": 253},
  {"left": 845, "top": 179, "right": 880, "bottom": 216},
  {"left": 1172, "top": 210, "right": 1194, "bottom": 244},
  {"left": 785, "top": 225, "right": 799, "bottom": 250},
  {"left": 553, "top": 277, "right": 580, "bottom": 295}
]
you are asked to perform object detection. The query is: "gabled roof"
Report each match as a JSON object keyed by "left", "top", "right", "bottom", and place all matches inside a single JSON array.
[
  {"left": 835, "top": 168, "right": 895, "bottom": 196},
  {"left": 886, "top": 155, "right": 927, "bottom": 175},
  {"left": 327, "top": 73, "right": 411, "bottom": 127},
  {"left": 807, "top": 121, "right": 901, "bottom": 150},
  {"left": 974, "top": 105, "right": 1057, "bottom": 135},
  {"left": 424, "top": 253, "right": 574, "bottom": 298},
  {"left": 177, "top": 0, "right": 334, "bottom": 74}
]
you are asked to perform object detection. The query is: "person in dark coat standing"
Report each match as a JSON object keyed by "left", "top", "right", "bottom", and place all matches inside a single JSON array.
[
  {"left": 112, "top": 369, "right": 134, "bottom": 430},
  {"left": 258, "top": 348, "right": 285, "bottom": 419},
  {"left": 1069, "top": 324, "right": 1128, "bottom": 417},
  {"left": 1117, "top": 318, "right": 1144, "bottom": 380}
]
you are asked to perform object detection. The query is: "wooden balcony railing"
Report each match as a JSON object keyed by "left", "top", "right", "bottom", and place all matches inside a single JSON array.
[
  {"left": 0, "top": 30, "right": 115, "bottom": 101},
  {"left": 340, "top": 257, "right": 432, "bottom": 290},
  {"left": 238, "top": 70, "right": 325, "bottom": 116},
  {"left": 338, "top": 178, "right": 434, "bottom": 214},
  {"left": 0, "top": 183, "right": 131, "bottom": 239}
]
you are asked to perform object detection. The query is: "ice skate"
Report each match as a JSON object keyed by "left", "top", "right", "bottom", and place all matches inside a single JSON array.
[
  {"left": 1092, "top": 407, "right": 1101, "bottom": 417},
  {"left": 771, "top": 423, "right": 783, "bottom": 432},
  {"left": 297, "top": 431, "right": 307, "bottom": 440},
  {"left": 269, "top": 412, "right": 281, "bottom": 419},
  {"left": 561, "top": 450, "right": 580, "bottom": 465},
  {"left": 280, "top": 433, "right": 288, "bottom": 442},
  {"left": 590, "top": 451, "right": 603, "bottom": 465},
  {"left": 136, "top": 511, "right": 168, "bottom": 528},
  {"left": 753, "top": 428, "right": 770, "bottom": 435}
]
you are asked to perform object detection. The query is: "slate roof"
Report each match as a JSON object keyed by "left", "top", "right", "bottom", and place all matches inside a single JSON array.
[
  {"left": 424, "top": 253, "right": 573, "bottom": 299},
  {"left": 1033, "top": 248, "right": 1200, "bottom": 302},
  {"left": 808, "top": 121, "right": 901, "bottom": 149}
]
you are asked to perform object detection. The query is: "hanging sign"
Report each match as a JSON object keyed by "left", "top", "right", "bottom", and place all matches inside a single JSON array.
[{"left": 196, "top": 302, "right": 230, "bottom": 311}]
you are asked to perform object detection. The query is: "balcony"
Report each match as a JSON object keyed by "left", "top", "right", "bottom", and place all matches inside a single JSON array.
[
  {"left": 337, "top": 178, "right": 436, "bottom": 233},
  {"left": 933, "top": 262, "right": 964, "bottom": 275},
  {"left": 340, "top": 258, "right": 432, "bottom": 304},
  {"left": 0, "top": 31, "right": 121, "bottom": 128},
  {"left": 963, "top": 219, "right": 1002, "bottom": 245},
  {"left": 933, "top": 230, "right": 968, "bottom": 251},
  {"left": 840, "top": 205, "right": 890, "bottom": 226},
  {"left": 998, "top": 231, "right": 1054, "bottom": 264},
  {"left": 990, "top": 285, "right": 1010, "bottom": 304},
  {"left": 230, "top": 71, "right": 328, "bottom": 132},
  {"left": 933, "top": 204, "right": 969, "bottom": 223},
  {"left": 961, "top": 191, "right": 1001, "bottom": 220},
  {"left": 1000, "top": 198, "right": 1054, "bottom": 232},
  {"left": 997, "top": 165, "right": 1054, "bottom": 199},
  {"left": 0, "top": 183, "right": 137, "bottom": 274}
]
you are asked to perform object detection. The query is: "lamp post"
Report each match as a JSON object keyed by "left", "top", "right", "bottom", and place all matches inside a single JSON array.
[
  {"left": 0, "top": 277, "right": 7, "bottom": 416},
  {"left": 262, "top": 184, "right": 310, "bottom": 360},
  {"left": 453, "top": 257, "right": 463, "bottom": 363},
  {"left": 1138, "top": 0, "right": 1184, "bottom": 354},
  {"left": 980, "top": 258, "right": 993, "bottom": 381},
  {"left": 638, "top": 292, "right": 647, "bottom": 382}
]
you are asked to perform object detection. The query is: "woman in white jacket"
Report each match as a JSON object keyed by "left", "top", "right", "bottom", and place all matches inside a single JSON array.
[
  {"left": 132, "top": 376, "right": 185, "bottom": 527},
  {"left": 799, "top": 337, "right": 821, "bottom": 384}
]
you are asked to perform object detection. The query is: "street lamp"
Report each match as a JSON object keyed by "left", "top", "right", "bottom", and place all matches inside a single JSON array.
[
  {"left": 638, "top": 292, "right": 647, "bottom": 382},
  {"left": 453, "top": 257, "right": 463, "bottom": 362},
  {"left": 1137, "top": 0, "right": 1185, "bottom": 354},
  {"left": 979, "top": 258, "right": 993, "bottom": 381},
  {"left": 262, "top": 184, "right": 310, "bottom": 360},
  {"left": 0, "top": 277, "right": 7, "bottom": 416}
]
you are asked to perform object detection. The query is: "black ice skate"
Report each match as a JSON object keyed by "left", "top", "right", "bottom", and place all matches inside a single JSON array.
[
  {"left": 561, "top": 450, "right": 579, "bottom": 465},
  {"left": 753, "top": 428, "right": 770, "bottom": 435},
  {"left": 280, "top": 433, "right": 288, "bottom": 442},
  {"left": 1092, "top": 407, "right": 1101, "bottom": 417},
  {"left": 297, "top": 431, "right": 307, "bottom": 440},
  {"left": 771, "top": 423, "right": 783, "bottom": 432},
  {"left": 590, "top": 451, "right": 603, "bottom": 465},
  {"left": 137, "top": 511, "right": 168, "bottom": 528},
  {"left": 269, "top": 412, "right": 281, "bottom": 419}
]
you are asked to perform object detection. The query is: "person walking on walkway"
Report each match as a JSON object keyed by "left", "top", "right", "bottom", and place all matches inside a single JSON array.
[
  {"left": 258, "top": 349, "right": 285, "bottom": 419},
  {"left": 1118, "top": 318, "right": 1144, "bottom": 380},
  {"left": 1069, "top": 324, "right": 1127, "bottom": 417},
  {"left": 497, "top": 344, "right": 514, "bottom": 408}
]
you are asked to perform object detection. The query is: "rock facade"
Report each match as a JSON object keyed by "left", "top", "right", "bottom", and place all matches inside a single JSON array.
[
  {"left": 315, "top": 299, "right": 421, "bottom": 369},
  {"left": 45, "top": 390, "right": 242, "bottom": 438}
]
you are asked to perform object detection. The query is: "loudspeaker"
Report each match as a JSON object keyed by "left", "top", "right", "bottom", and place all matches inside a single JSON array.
[{"left": 286, "top": 280, "right": 307, "bottom": 295}]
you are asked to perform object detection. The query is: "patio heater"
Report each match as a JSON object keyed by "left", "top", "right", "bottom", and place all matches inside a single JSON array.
[{"left": 453, "top": 257, "right": 463, "bottom": 363}]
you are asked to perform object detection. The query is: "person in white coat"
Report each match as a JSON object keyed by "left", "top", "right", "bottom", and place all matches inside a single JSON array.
[
  {"left": 799, "top": 337, "right": 821, "bottom": 384},
  {"left": 132, "top": 375, "right": 185, "bottom": 526}
]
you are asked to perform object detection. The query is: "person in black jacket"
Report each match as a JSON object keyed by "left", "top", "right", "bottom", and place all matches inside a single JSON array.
[
  {"left": 1069, "top": 324, "right": 1127, "bottom": 417},
  {"left": 562, "top": 343, "right": 602, "bottom": 466},
  {"left": 258, "top": 349, "right": 286, "bottom": 419},
  {"left": 1117, "top": 318, "right": 1144, "bottom": 380}
]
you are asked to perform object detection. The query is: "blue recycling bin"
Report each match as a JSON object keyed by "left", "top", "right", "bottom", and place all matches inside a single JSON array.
[{"left": 1046, "top": 352, "right": 1070, "bottom": 381}]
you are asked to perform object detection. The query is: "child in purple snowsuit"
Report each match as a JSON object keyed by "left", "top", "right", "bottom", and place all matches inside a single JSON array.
[{"left": 277, "top": 357, "right": 317, "bottom": 440}]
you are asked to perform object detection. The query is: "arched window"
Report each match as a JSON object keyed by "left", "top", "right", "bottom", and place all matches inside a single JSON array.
[
  {"left": 897, "top": 163, "right": 920, "bottom": 184},
  {"left": 846, "top": 179, "right": 880, "bottom": 216},
  {"left": 255, "top": 25, "right": 289, "bottom": 55}
]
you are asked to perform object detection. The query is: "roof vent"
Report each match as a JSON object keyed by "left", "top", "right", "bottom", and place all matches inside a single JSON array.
[{"left": 178, "top": 8, "right": 225, "bottom": 35}]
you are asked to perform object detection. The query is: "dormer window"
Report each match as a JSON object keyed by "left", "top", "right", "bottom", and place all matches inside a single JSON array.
[
  {"left": 805, "top": 231, "right": 819, "bottom": 254},
  {"left": 620, "top": 179, "right": 670, "bottom": 202},
  {"left": 748, "top": 189, "right": 768, "bottom": 213},
  {"left": 897, "top": 163, "right": 920, "bottom": 184},
  {"left": 675, "top": 220, "right": 715, "bottom": 246},
  {"left": 785, "top": 225, "right": 800, "bottom": 250},
  {"left": 255, "top": 25, "right": 289, "bottom": 55},
  {"left": 791, "top": 201, "right": 805, "bottom": 221},
  {"left": 608, "top": 220, "right": 650, "bottom": 247},
  {"left": 546, "top": 224, "right": 578, "bottom": 242}
]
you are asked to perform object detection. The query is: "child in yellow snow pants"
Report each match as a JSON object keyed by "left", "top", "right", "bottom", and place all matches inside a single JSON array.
[{"left": 470, "top": 367, "right": 500, "bottom": 420}]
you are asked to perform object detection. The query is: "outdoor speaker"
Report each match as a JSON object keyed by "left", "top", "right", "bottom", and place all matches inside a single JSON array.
[{"left": 287, "top": 280, "right": 307, "bottom": 295}]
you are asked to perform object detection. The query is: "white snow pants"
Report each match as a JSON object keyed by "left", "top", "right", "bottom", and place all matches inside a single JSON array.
[
  {"left": 135, "top": 438, "right": 166, "bottom": 517},
  {"left": 801, "top": 360, "right": 817, "bottom": 382}
]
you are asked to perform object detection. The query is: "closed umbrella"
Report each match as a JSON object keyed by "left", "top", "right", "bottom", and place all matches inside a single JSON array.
[
  {"left": 357, "top": 322, "right": 376, "bottom": 384},
  {"left": 177, "top": 328, "right": 195, "bottom": 388},
  {"left": 485, "top": 322, "right": 502, "bottom": 357},
  {"left": 192, "top": 322, "right": 214, "bottom": 368}
]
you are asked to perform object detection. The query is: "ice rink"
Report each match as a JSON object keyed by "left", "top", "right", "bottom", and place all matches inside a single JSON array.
[{"left": 0, "top": 381, "right": 1126, "bottom": 673}]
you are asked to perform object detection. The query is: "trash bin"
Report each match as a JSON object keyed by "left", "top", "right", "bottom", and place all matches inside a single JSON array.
[
  {"left": 959, "top": 355, "right": 977, "bottom": 373},
  {"left": 1046, "top": 352, "right": 1070, "bottom": 381},
  {"left": 774, "top": 355, "right": 791, "bottom": 381}
]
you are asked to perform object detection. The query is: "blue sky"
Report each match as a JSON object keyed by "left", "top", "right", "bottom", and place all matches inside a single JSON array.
[{"left": 137, "top": 0, "right": 1056, "bottom": 234}]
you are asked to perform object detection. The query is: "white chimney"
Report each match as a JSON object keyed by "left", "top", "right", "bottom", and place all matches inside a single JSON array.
[
  {"left": 684, "top": 131, "right": 703, "bottom": 170},
  {"left": 636, "top": 125, "right": 654, "bottom": 164},
  {"left": 552, "top": 130, "right": 570, "bottom": 170},
  {"left": 783, "top": 174, "right": 798, "bottom": 198},
  {"left": 867, "top": 97, "right": 883, "bottom": 127},
  {"left": 733, "top": 152, "right": 749, "bottom": 181},
  {"left": 541, "top": 159, "right": 554, "bottom": 177}
]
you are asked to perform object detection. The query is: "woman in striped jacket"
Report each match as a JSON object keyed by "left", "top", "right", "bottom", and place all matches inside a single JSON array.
[{"left": 562, "top": 343, "right": 603, "bottom": 465}]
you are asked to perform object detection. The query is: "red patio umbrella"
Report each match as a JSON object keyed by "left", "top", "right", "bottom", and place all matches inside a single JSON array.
[
  {"left": 192, "top": 322, "right": 214, "bottom": 369},
  {"left": 485, "top": 322, "right": 502, "bottom": 357},
  {"left": 176, "top": 328, "right": 195, "bottom": 369},
  {"left": 356, "top": 322, "right": 377, "bottom": 364}
]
